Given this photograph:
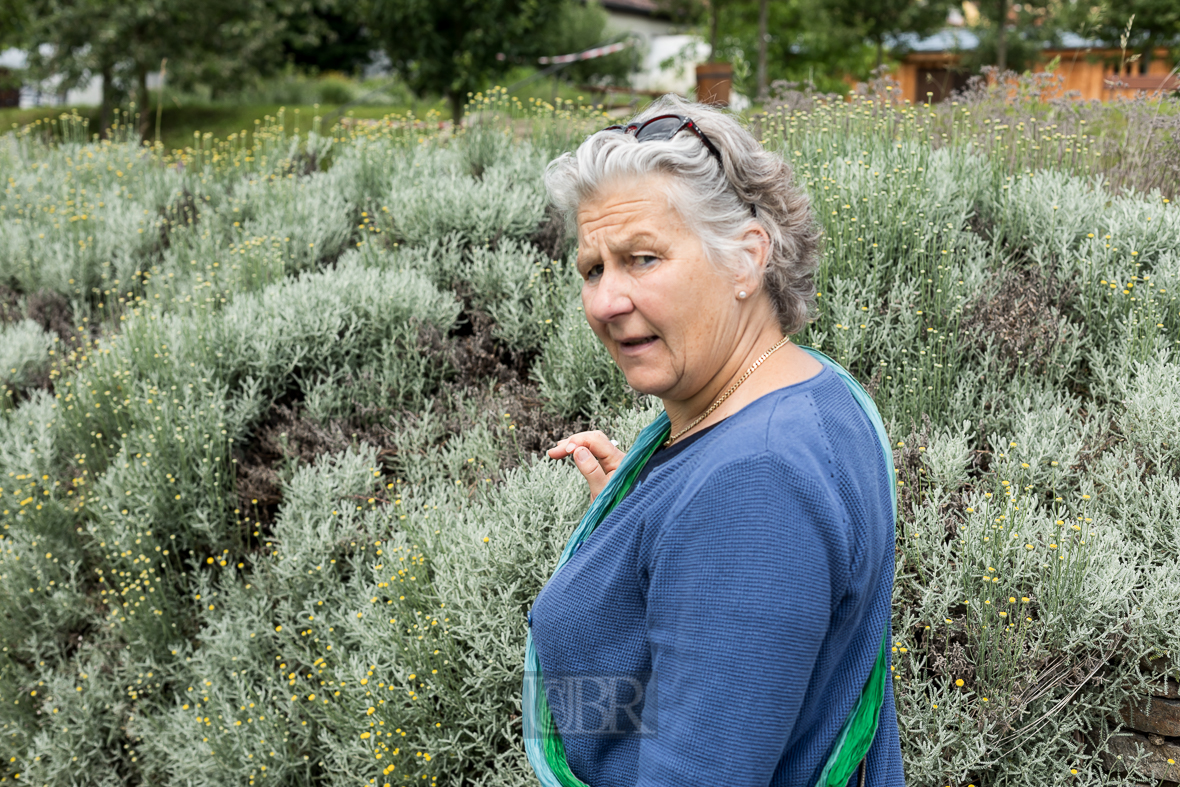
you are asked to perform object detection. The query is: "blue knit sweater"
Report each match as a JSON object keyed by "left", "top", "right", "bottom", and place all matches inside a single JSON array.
[{"left": 530, "top": 365, "right": 904, "bottom": 787}]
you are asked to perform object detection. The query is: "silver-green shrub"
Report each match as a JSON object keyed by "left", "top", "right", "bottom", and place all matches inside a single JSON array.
[
  {"left": 378, "top": 133, "right": 550, "bottom": 246},
  {"left": 2, "top": 99, "right": 1179, "bottom": 787},
  {"left": 533, "top": 297, "right": 631, "bottom": 422},
  {"left": 0, "top": 320, "right": 56, "bottom": 407}
]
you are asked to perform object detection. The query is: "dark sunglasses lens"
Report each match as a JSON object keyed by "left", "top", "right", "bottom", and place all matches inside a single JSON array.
[{"left": 633, "top": 116, "right": 684, "bottom": 142}]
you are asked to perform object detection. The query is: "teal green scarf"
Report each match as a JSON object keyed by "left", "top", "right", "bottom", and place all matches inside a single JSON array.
[{"left": 523, "top": 348, "right": 896, "bottom": 787}]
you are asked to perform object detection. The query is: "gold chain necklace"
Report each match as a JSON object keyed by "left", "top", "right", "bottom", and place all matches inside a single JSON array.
[{"left": 663, "top": 335, "right": 791, "bottom": 448}]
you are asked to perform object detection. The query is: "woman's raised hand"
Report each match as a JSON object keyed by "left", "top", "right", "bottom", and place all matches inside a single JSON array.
[{"left": 547, "top": 430, "right": 626, "bottom": 503}]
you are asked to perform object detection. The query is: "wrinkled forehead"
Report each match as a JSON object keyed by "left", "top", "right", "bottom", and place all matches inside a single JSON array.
[
  {"left": 575, "top": 188, "right": 686, "bottom": 263},
  {"left": 575, "top": 174, "right": 680, "bottom": 242}
]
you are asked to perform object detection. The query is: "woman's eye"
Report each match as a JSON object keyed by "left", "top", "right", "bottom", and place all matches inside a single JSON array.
[
  {"left": 585, "top": 264, "right": 604, "bottom": 280},
  {"left": 634, "top": 254, "right": 658, "bottom": 266}
]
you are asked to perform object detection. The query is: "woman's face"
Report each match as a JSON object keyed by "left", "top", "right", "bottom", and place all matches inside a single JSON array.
[{"left": 575, "top": 176, "right": 746, "bottom": 404}]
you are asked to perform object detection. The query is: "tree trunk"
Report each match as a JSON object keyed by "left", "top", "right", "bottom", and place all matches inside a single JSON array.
[
  {"left": 449, "top": 91, "right": 464, "bottom": 128},
  {"left": 756, "top": 0, "right": 768, "bottom": 102},
  {"left": 996, "top": 0, "right": 1008, "bottom": 72},
  {"left": 99, "top": 63, "right": 113, "bottom": 140},
  {"left": 710, "top": 3, "right": 719, "bottom": 63},
  {"left": 1139, "top": 37, "right": 1153, "bottom": 72},
  {"left": 136, "top": 67, "right": 151, "bottom": 139}
]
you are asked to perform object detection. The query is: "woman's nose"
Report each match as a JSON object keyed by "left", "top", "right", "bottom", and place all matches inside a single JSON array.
[{"left": 585, "top": 268, "right": 633, "bottom": 324}]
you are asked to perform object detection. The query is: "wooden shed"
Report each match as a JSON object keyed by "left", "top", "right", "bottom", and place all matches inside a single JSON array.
[
  {"left": 1038, "top": 43, "right": 1179, "bottom": 101},
  {"left": 891, "top": 30, "right": 1178, "bottom": 103}
]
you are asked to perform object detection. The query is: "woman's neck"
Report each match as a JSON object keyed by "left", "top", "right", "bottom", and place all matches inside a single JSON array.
[{"left": 662, "top": 332, "right": 822, "bottom": 444}]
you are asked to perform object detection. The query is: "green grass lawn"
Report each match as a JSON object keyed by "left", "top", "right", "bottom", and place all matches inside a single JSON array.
[
  {"left": 0, "top": 101, "right": 453, "bottom": 151},
  {"left": 0, "top": 74, "right": 655, "bottom": 151}
]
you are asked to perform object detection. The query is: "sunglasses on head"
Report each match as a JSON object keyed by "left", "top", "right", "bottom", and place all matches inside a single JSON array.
[
  {"left": 603, "top": 114, "right": 757, "bottom": 216},
  {"left": 603, "top": 114, "right": 724, "bottom": 165}
]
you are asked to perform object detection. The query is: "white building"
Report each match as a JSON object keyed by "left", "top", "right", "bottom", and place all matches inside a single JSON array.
[
  {"left": 601, "top": 0, "right": 700, "bottom": 94},
  {"left": 0, "top": 48, "right": 104, "bottom": 108},
  {"left": 599, "top": 0, "right": 747, "bottom": 108}
]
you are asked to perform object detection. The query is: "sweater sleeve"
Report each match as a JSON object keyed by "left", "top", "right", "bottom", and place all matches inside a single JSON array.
[{"left": 636, "top": 452, "right": 846, "bottom": 786}]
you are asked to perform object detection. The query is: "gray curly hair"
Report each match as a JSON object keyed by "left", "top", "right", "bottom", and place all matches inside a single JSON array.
[{"left": 544, "top": 94, "right": 820, "bottom": 334}]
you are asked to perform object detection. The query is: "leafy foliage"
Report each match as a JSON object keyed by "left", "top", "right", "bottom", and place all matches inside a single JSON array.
[
  {"left": 11, "top": 0, "right": 359, "bottom": 135},
  {"left": 1089, "top": 0, "right": 1180, "bottom": 66},
  {"left": 957, "top": 0, "right": 1058, "bottom": 75},
  {"left": 824, "top": 0, "right": 953, "bottom": 66},
  {"left": 532, "top": 1, "right": 641, "bottom": 88},
  {"left": 361, "top": 0, "right": 568, "bottom": 122}
]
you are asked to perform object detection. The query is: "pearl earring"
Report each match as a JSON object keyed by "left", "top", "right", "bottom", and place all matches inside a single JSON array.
[{"left": 738, "top": 291, "right": 748, "bottom": 299}]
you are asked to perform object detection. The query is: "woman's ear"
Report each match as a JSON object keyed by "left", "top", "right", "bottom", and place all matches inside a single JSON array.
[
  {"left": 747, "top": 223, "right": 772, "bottom": 270},
  {"left": 735, "top": 222, "right": 772, "bottom": 297}
]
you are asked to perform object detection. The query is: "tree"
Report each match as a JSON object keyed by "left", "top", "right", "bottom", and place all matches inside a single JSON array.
[
  {"left": 533, "top": 1, "right": 640, "bottom": 88},
  {"left": 17, "top": 0, "right": 341, "bottom": 138},
  {"left": 707, "top": 0, "right": 722, "bottom": 61},
  {"left": 756, "top": 0, "right": 769, "bottom": 101},
  {"left": 1092, "top": 1, "right": 1180, "bottom": 71},
  {"left": 662, "top": 0, "right": 955, "bottom": 99},
  {"left": 17, "top": 0, "right": 124, "bottom": 130},
  {"left": 282, "top": 4, "right": 374, "bottom": 75},
  {"left": 361, "top": 0, "right": 568, "bottom": 124},
  {"left": 824, "top": 0, "right": 954, "bottom": 68},
  {"left": 0, "top": 0, "right": 31, "bottom": 49},
  {"left": 969, "top": 0, "right": 1053, "bottom": 72},
  {"left": 707, "top": 0, "right": 875, "bottom": 96}
]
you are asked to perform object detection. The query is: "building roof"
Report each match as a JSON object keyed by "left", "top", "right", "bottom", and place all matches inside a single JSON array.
[
  {"left": 893, "top": 29, "right": 979, "bottom": 52},
  {"left": 1055, "top": 31, "right": 1105, "bottom": 49},
  {"left": 890, "top": 29, "right": 1110, "bottom": 53}
]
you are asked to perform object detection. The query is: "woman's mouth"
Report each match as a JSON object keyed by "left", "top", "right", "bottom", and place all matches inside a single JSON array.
[{"left": 618, "top": 336, "right": 659, "bottom": 355}]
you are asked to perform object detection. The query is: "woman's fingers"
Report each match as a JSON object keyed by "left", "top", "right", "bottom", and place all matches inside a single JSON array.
[
  {"left": 546, "top": 440, "right": 571, "bottom": 460},
  {"left": 571, "top": 446, "right": 610, "bottom": 503},
  {"left": 548, "top": 431, "right": 627, "bottom": 502},
  {"left": 548, "top": 431, "right": 625, "bottom": 472}
]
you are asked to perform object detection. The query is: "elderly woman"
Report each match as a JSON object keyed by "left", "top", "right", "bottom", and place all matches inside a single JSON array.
[{"left": 522, "top": 96, "right": 903, "bottom": 787}]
